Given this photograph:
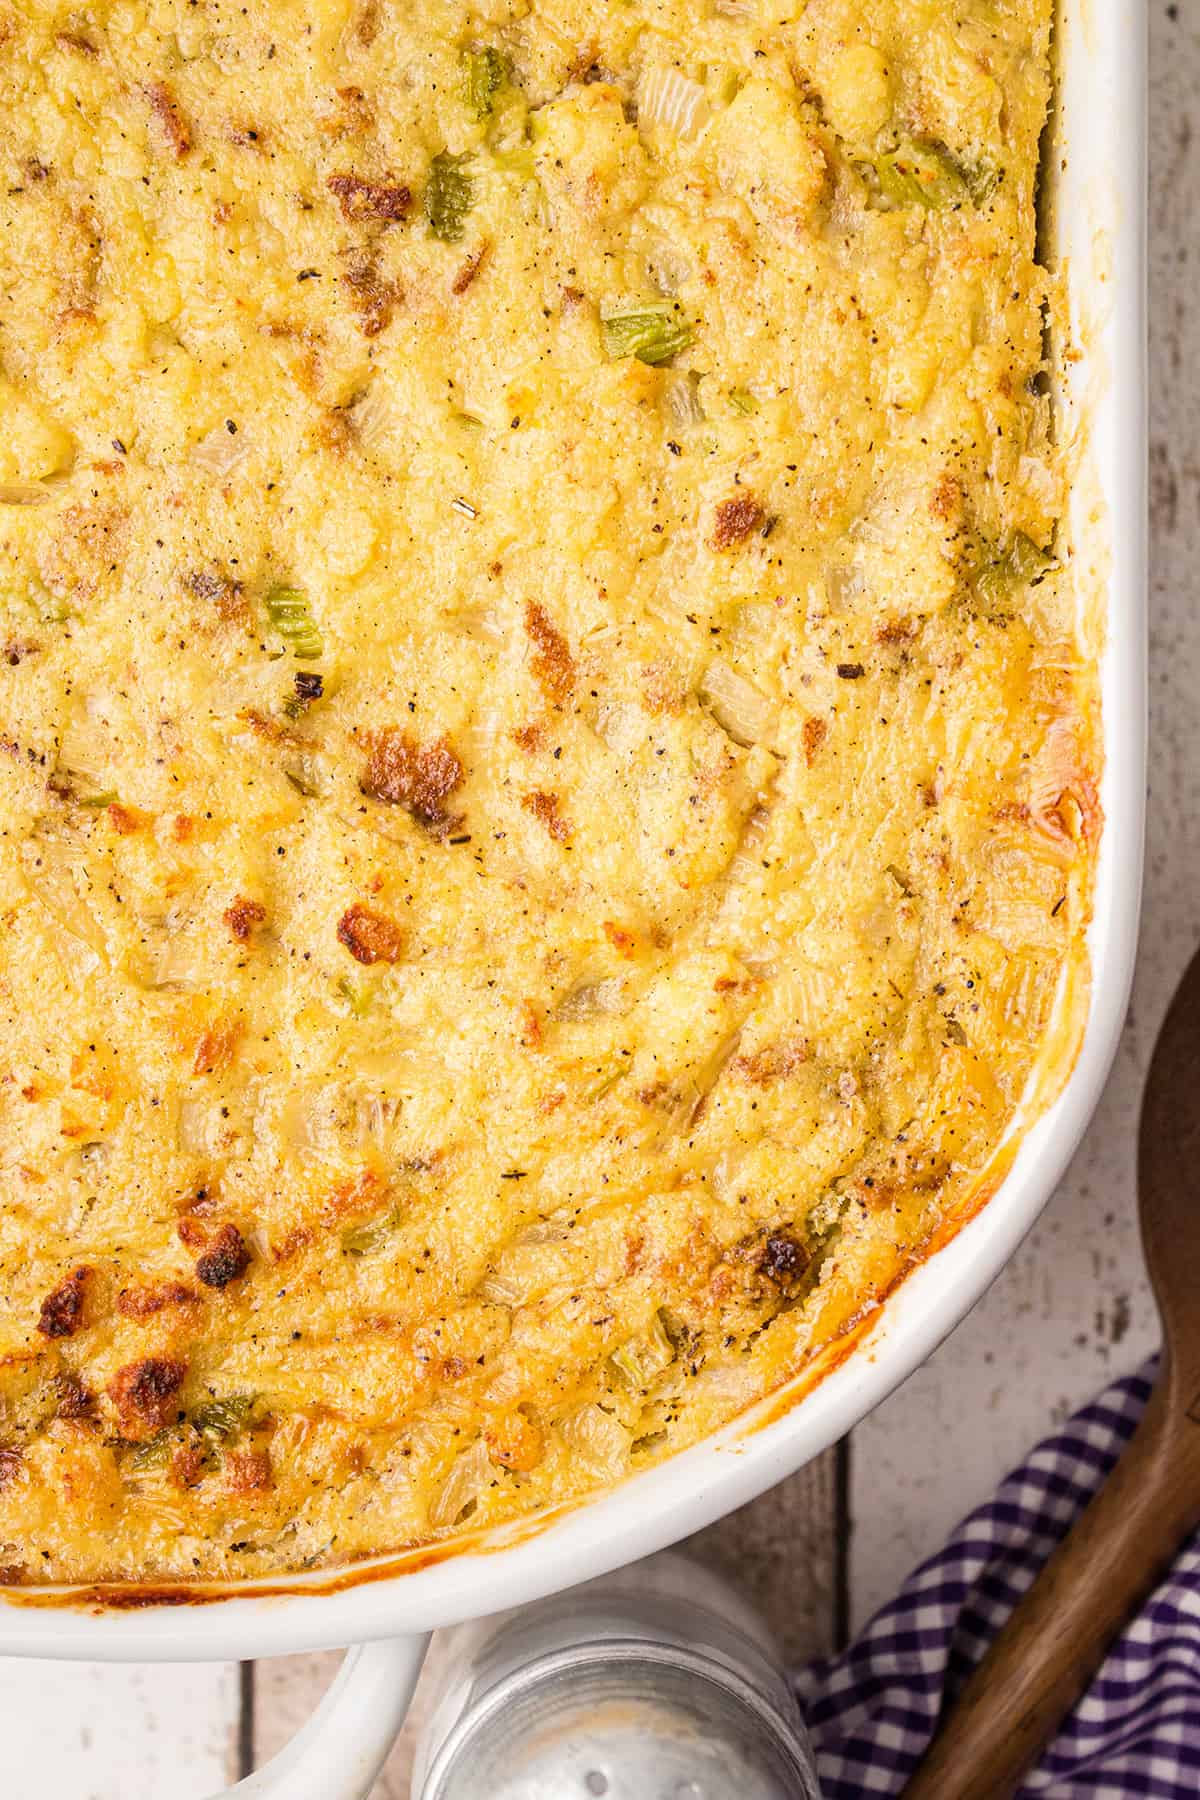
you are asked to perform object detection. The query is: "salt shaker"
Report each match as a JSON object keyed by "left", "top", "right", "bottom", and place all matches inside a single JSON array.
[{"left": 411, "top": 1552, "right": 821, "bottom": 1799}]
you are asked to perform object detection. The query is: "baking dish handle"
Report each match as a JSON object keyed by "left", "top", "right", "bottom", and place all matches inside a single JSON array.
[{"left": 204, "top": 1633, "right": 430, "bottom": 1800}]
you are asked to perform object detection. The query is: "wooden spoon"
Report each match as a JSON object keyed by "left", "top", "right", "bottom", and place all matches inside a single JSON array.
[{"left": 904, "top": 944, "right": 1200, "bottom": 1800}]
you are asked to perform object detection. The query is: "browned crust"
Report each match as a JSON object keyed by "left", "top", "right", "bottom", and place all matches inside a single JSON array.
[
  {"left": 336, "top": 901, "right": 406, "bottom": 964},
  {"left": 107, "top": 1358, "right": 187, "bottom": 1439},
  {"left": 142, "top": 81, "right": 191, "bottom": 158},
  {"left": 360, "top": 728, "right": 465, "bottom": 833},
  {"left": 194, "top": 1224, "right": 251, "bottom": 1290},
  {"left": 326, "top": 173, "right": 411, "bottom": 223},
  {"left": 36, "top": 1266, "right": 91, "bottom": 1339},
  {"left": 521, "top": 789, "right": 570, "bottom": 843},
  {"left": 223, "top": 896, "right": 266, "bottom": 943},
  {"left": 523, "top": 601, "right": 575, "bottom": 704},
  {"left": 709, "top": 493, "right": 764, "bottom": 550}
]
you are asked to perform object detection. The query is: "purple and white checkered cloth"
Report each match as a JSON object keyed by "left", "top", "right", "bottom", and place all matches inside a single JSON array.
[{"left": 796, "top": 1357, "right": 1200, "bottom": 1796}]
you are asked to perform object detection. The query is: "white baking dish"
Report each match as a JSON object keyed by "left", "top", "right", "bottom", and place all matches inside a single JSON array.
[{"left": 0, "top": 5, "right": 1146, "bottom": 1794}]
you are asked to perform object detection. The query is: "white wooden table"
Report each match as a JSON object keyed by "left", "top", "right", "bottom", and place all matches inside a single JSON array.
[{"left": 4, "top": 8, "right": 1193, "bottom": 1790}]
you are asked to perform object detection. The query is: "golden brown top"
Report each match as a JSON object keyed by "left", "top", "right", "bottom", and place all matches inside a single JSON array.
[{"left": 0, "top": 0, "right": 1094, "bottom": 1584}]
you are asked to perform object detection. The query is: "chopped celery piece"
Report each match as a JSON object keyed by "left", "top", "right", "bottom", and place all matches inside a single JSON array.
[
  {"left": 729, "top": 386, "right": 760, "bottom": 416},
  {"left": 974, "top": 532, "right": 1056, "bottom": 615},
  {"left": 129, "top": 1430, "right": 172, "bottom": 1471},
  {"left": 192, "top": 1393, "right": 256, "bottom": 1443},
  {"left": 78, "top": 790, "right": 118, "bottom": 808},
  {"left": 601, "top": 305, "right": 693, "bottom": 366},
  {"left": 464, "top": 46, "right": 508, "bottom": 118},
  {"left": 265, "top": 585, "right": 322, "bottom": 660},
  {"left": 425, "top": 152, "right": 474, "bottom": 242},
  {"left": 336, "top": 973, "right": 373, "bottom": 1016},
  {"left": 608, "top": 1310, "right": 676, "bottom": 1390},
  {"left": 876, "top": 140, "right": 970, "bottom": 209},
  {"left": 341, "top": 1204, "right": 404, "bottom": 1256}
]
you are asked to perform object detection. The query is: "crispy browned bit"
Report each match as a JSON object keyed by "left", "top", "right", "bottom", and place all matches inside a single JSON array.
[
  {"left": 185, "top": 568, "right": 246, "bottom": 626},
  {"left": 117, "top": 1280, "right": 199, "bottom": 1321},
  {"left": 225, "top": 1448, "right": 272, "bottom": 1494},
  {"left": 361, "top": 728, "right": 465, "bottom": 833},
  {"left": 451, "top": 242, "right": 490, "bottom": 295},
  {"left": 195, "top": 1223, "right": 252, "bottom": 1290},
  {"left": 293, "top": 670, "right": 323, "bottom": 703},
  {"left": 356, "top": 0, "right": 381, "bottom": 44},
  {"left": 142, "top": 80, "right": 192, "bottom": 158},
  {"left": 342, "top": 256, "right": 399, "bottom": 337},
  {"left": 518, "top": 999, "right": 543, "bottom": 1048},
  {"left": 238, "top": 707, "right": 303, "bottom": 747},
  {"left": 522, "top": 789, "right": 570, "bottom": 843},
  {"left": 327, "top": 172, "right": 412, "bottom": 223},
  {"left": 223, "top": 896, "right": 266, "bottom": 943},
  {"left": 709, "top": 493, "right": 765, "bottom": 550},
  {"left": 511, "top": 722, "right": 544, "bottom": 753},
  {"left": 603, "top": 920, "right": 638, "bottom": 956},
  {"left": 485, "top": 1411, "right": 544, "bottom": 1473},
  {"left": 56, "top": 30, "right": 97, "bottom": 55},
  {"left": 107, "top": 1356, "right": 187, "bottom": 1438},
  {"left": 523, "top": 600, "right": 575, "bottom": 704},
  {"left": 337, "top": 901, "right": 406, "bottom": 965},
  {"left": 172, "top": 813, "right": 195, "bottom": 842},
  {"left": 876, "top": 617, "right": 918, "bottom": 645},
  {"left": 37, "top": 1265, "right": 91, "bottom": 1339},
  {"left": 192, "top": 1020, "right": 243, "bottom": 1078},
  {"left": 49, "top": 1373, "right": 93, "bottom": 1419},
  {"left": 0, "top": 1449, "right": 21, "bottom": 1488},
  {"left": 760, "top": 1231, "right": 810, "bottom": 1285},
  {"left": 928, "top": 470, "right": 962, "bottom": 520},
  {"left": 170, "top": 1443, "right": 205, "bottom": 1489},
  {"left": 801, "top": 716, "right": 828, "bottom": 767},
  {"left": 732, "top": 1040, "right": 808, "bottom": 1086},
  {"left": 836, "top": 662, "right": 866, "bottom": 679},
  {"left": 107, "top": 802, "right": 148, "bottom": 835},
  {"left": 4, "top": 639, "right": 39, "bottom": 665}
]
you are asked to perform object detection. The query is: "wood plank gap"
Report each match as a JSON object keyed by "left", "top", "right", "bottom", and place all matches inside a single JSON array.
[
  {"left": 238, "top": 1661, "right": 256, "bottom": 1779},
  {"left": 833, "top": 1434, "right": 852, "bottom": 1651}
]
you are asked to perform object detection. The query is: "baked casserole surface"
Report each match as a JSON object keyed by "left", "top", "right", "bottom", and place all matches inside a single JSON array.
[{"left": 0, "top": 0, "right": 1096, "bottom": 1583}]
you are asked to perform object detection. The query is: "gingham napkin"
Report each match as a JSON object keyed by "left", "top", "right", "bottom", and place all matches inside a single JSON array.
[{"left": 796, "top": 1358, "right": 1200, "bottom": 1797}]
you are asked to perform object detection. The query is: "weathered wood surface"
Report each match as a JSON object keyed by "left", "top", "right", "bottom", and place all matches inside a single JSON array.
[{"left": 1, "top": 5, "right": 1193, "bottom": 1791}]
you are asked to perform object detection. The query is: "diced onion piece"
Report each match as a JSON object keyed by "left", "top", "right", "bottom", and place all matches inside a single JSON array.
[
  {"left": 698, "top": 657, "right": 776, "bottom": 747},
  {"left": 663, "top": 370, "right": 705, "bottom": 427},
  {"left": 636, "top": 65, "right": 711, "bottom": 140},
  {"left": 0, "top": 482, "right": 53, "bottom": 506},
  {"left": 558, "top": 1402, "right": 631, "bottom": 1477},
  {"left": 430, "top": 1438, "right": 493, "bottom": 1529},
  {"left": 189, "top": 424, "right": 252, "bottom": 478},
  {"left": 609, "top": 1311, "right": 676, "bottom": 1389},
  {"left": 478, "top": 1269, "right": 524, "bottom": 1307},
  {"left": 554, "top": 976, "right": 626, "bottom": 1021},
  {"left": 348, "top": 385, "right": 395, "bottom": 447},
  {"left": 20, "top": 841, "right": 106, "bottom": 959}
]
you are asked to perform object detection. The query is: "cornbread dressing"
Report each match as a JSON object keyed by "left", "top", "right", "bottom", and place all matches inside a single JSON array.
[{"left": 0, "top": 0, "right": 1097, "bottom": 1585}]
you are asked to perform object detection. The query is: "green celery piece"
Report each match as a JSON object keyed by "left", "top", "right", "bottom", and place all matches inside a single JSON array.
[
  {"left": 129, "top": 1430, "right": 172, "bottom": 1472},
  {"left": 425, "top": 153, "right": 475, "bottom": 242},
  {"left": 876, "top": 140, "right": 970, "bottom": 209},
  {"left": 729, "top": 386, "right": 760, "bottom": 416},
  {"left": 341, "top": 1204, "right": 404, "bottom": 1256},
  {"left": 192, "top": 1393, "right": 256, "bottom": 1443},
  {"left": 265, "top": 585, "right": 322, "bottom": 660},
  {"left": 601, "top": 306, "right": 693, "bottom": 366},
  {"left": 464, "top": 47, "right": 508, "bottom": 119},
  {"left": 974, "top": 532, "right": 1056, "bottom": 615}
]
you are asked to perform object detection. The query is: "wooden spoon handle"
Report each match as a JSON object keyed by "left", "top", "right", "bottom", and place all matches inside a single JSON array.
[{"left": 903, "top": 1380, "right": 1200, "bottom": 1800}]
